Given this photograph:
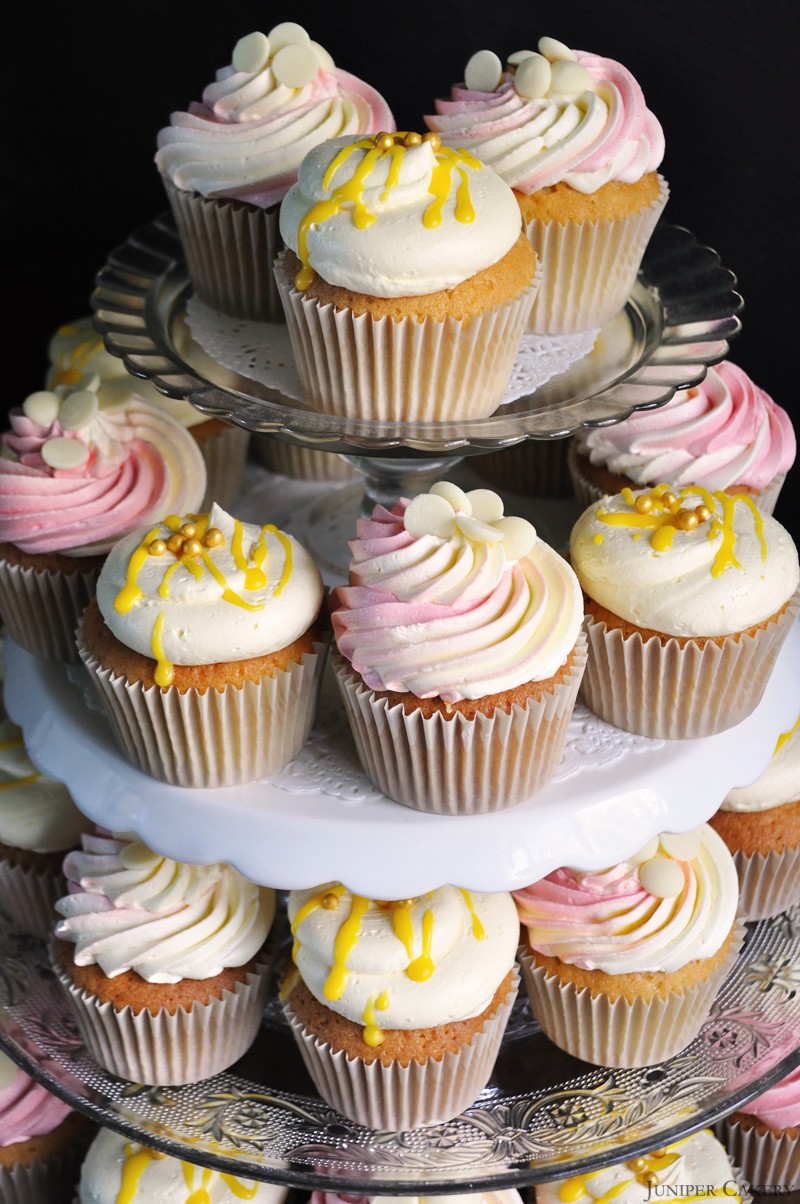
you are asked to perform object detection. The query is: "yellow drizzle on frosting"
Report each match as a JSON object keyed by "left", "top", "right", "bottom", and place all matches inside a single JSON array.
[
  {"left": 115, "top": 525, "right": 162, "bottom": 613},
  {"left": 324, "top": 894, "right": 369, "bottom": 1000},
  {"left": 116, "top": 1141, "right": 258, "bottom": 1203},
  {"left": 555, "top": 1132, "right": 740, "bottom": 1204},
  {"left": 151, "top": 612, "right": 172, "bottom": 688},
  {"left": 362, "top": 989, "right": 390, "bottom": 1047},
  {"left": 51, "top": 326, "right": 102, "bottom": 387},
  {"left": 406, "top": 907, "right": 435, "bottom": 981},
  {"left": 460, "top": 888, "right": 486, "bottom": 940},
  {"left": 775, "top": 714, "right": 800, "bottom": 755}
]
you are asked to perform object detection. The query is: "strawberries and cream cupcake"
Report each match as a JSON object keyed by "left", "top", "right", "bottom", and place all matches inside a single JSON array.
[
  {"left": 569, "top": 486, "right": 800, "bottom": 738},
  {"left": 51, "top": 831, "right": 276, "bottom": 1086},
  {"left": 77, "top": 502, "right": 327, "bottom": 788},
  {"left": 282, "top": 884, "right": 520, "bottom": 1129},
  {"left": 276, "top": 130, "right": 539, "bottom": 422},
  {"left": 514, "top": 824, "right": 743, "bottom": 1068},
  {"left": 155, "top": 23, "right": 394, "bottom": 322},
  {"left": 568, "top": 360, "right": 797, "bottom": 517},
  {"left": 329, "top": 481, "right": 586, "bottom": 814},
  {"left": 721, "top": 1064, "right": 800, "bottom": 1191},
  {"left": 425, "top": 36, "right": 668, "bottom": 333},
  {"left": 0, "top": 383, "right": 206, "bottom": 664}
]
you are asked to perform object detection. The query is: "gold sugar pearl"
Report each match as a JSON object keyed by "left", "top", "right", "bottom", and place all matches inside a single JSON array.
[
  {"left": 637, "top": 1172, "right": 659, "bottom": 1189},
  {"left": 695, "top": 504, "right": 711, "bottom": 522},
  {"left": 321, "top": 892, "right": 340, "bottom": 910},
  {"left": 148, "top": 538, "right": 167, "bottom": 556},
  {"left": 422, "top": 131, "right": 441, "bottom": 148},
  {"left": 660, "top": 491, "right": 677, "bottom": 510},
  {"left": 626, "top": 1157, "right": 647, "bottom": 1172},
  {"left": 182, "top": 538, "right": 203, "bottom": 558},
  {"left": 403, "top": 131, "right": 422, "bottom": 147},
  {"left": 651, "top": 1149, "right": 668, "bottom": 1159},
  {"left": 634, "top": 495, "right": 654, "bottom": 514},
  {"left": 203, "top": 527, "right": 224, "bottom": 548},
  {"left": 166, "top": 534, "right": 184, "bottom": 555},
  {"left": 180, "top": 521, "right": 197, "bottom": 538},
  {"left": 675, "top": 508, "right": 700, "bottom": 531},
  {"left": 374, "top": 131, "right": 394, "bottom": 151}
]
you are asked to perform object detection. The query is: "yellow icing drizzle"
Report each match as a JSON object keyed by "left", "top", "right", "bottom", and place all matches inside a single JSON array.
[
  {"left": 182, "top": 1161, "right": 259, "bottom": 1202},
  {"left": 555, "top": 1132, "right": 740, "bottom": 1204},
  {"left": 115, "top": 525, "right": 161, "bottom": 613},
  {"left": 324, "top": 894, "right": 369, "bottom": 1000},
  {"left": 51, "top": 328, "right": 102, "bottom": 386},
  {"left": 0, "top": 736, "right": 23, "bottom": 750},
  {"left": 593, "top": 533, "right": 604, "bottom": 545},
  {"left": 290, "top": 885, "right": 344, "bottom": 963},
  {"left": 392, "top": 901, "right": 414, "bottom": 959},
  {"left": 151, "top": 611, "right": 173, "bottom": 688},
  {"left": 775, "top": 714, "right": 800, "bottom": 754},
  {"left": 460, "top": 888, "right": 486, "bottom": 939},
  {"left": 406, "top": 907, "right": 435, "bottom": 981},
  {"left": 264, "top": 525, "right": 293, "bottom": 596},
  {"left": 362, "top": 990, "right": 390, "bottom": 1047},
  {"left": 118, "top": 1145, "right": 158, "bottom": 1203},
  {"left": 0, "top": 772, "right": 40, "bottom": 791}
]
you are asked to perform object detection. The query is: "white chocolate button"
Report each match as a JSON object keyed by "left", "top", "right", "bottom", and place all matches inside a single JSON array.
[
  {"left": 431, "top": 481, "right": 470, "bottom": 513},
  {"left": 629, "top": 835, "right": 660, "bottom": 865},
  {"left": 310, "top": 40, "right": 335, "bottom": 73},
  {"left": 514, "top": 53, "right": 552, "bottom": 100},
  {"left": 272, "top": 44, "right": 319, "bottom": 88},
  {"left": 466, "top": 488, "right": 504, "bottom": 523},
  {"left": 659, "top": 831, "right": 702, "bottom": 862},
  {"left": 464, "top": 49, "right": 503, "bottom": 92},
  {"left": 456, "top": 515, "right": 504, "bottom": 543},
  {"left": 538, "top": 36, "right": 577, "bottom": 62},
  {"left": 404, "top": 493, "right": 456, "bottom": 539},
  {"left": 507, "top": 49, "right": 537, "bottom": 67},
  {"left": 232, "top": 31, "right": 271, "bottom": 74},
  {"left": 639, "top": 856, "right": 684, "bottom": 899},
  {"left": 59, "top": 389, "right": 98, "bottom": 431},
  {"left": 550, "top": 59, "right": 591, "bottom": 95},
  {"left": 22, "top": 391, "right": 60, "bottom": 427},
  {"left": 41, "top": 437, "right": 89, "bottom": 470},
  {"left": 267, "top": 21, "right": 311, "bottom": 52},
  {"left": 494, "top": 516, "right": 537, "bottom": 560}
]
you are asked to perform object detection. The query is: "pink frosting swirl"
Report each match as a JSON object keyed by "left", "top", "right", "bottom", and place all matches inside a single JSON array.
[
  {"left": 425, "top": 46, "right": 664, "bottom": 194},
  {"left": 737, "top": 1064, "right": 800, "bottom": 1130},
  {"left": 577, "top": 361, "right": 796, "bottom": 491},
  {"left": 0, "top": 399, "right": 206, "bottom": 557},
  {"left": 0, "top": 1051, "right": 72, "bottom": 1146}
]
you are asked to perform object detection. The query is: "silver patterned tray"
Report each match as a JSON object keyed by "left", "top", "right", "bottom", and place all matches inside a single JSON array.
[{"left": 1, "top": 905, "right": 799, "bottom": 1192}]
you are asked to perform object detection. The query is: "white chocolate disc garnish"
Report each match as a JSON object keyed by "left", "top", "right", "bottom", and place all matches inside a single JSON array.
[
  {"left": 639, "top": 856, "right": 685, "bottom": 899},
  {"left": 404, "top": 493, "right": 457, "bottom": 539},
  {"left": 431, "top": 481, "right": 470, "bottom": 513},
  {"left": 272, "top": 44, "right": 319, "bottom": 88},
  {"left": 538, "top": 36, "right": 577, "bottom": 62},
  {"left": 267, "top": 22, "right": 311, "bottom": 52},
  {"left": 514, "top": 53, "right": 552, "bottom": 99},
  {"left": 465, "top": 49, "right": 503, "bottom": 92},
  {"left": 232, "top": 31, "right": 271, "bottom": 74},
  {"left": 457, "top": 515, "right": 504, "bottom": 544},
  {"left": 467, "top": 488, "right": 504, "bottom": 524},
  {"left": 628, "top": 835, "right": 660, "bottom": 865},
  {"left": 310, "top": 40, "right": 335, "bottom": 73},
  {"left": 494, "top": 515, "right": 537, "bottom": 560},
  {"left": 41, "top": 437, "right": 89, "bottom": 470},
  {"left": 507, "top": 49, "right": 537, "bottom": 67},
  {"left": 659, "top": 831, "right": 702, "bottom": 861},
  {"left": 22, "top": 391, "right": 60, "bottom": 427},
  {"left": 550, "top": 59, "right": 591, "bottom": 95},
  {"left": 59, "top": 389, "right": 98, "bottom": 432}
]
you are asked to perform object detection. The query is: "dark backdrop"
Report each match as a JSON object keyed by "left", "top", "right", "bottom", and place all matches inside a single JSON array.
[{"left": 4, "top": 0, "right": 798, "bottom": 539}]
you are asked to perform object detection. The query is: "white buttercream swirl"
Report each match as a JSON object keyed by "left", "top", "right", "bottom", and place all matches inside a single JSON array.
[
  {"left": 513, "top": 824, "right": 739, "bottom": 974},
  {"left": 95, "top": 502, "right": 323, "bottom": 674},
  {"left": 55, "top": 832, "right": 275, "bottom": 983},
  {"left": 288, "top": 884, "right": 519, "bottom": 1030},
  {"left": 569, "top": 487, "right": 800, "bottom": 637},
  {"left": 722, "top": 717, "right": 800, "bottom": 813},
  {"left": 279, "top": 133, "right": 524, "bottom": 296},
  {"left": 0, "top": 717, "right": 88, "bottom": 854}
]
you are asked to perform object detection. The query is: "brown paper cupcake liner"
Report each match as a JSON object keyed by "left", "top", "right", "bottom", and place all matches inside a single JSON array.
[
  {"left": 330, "top": 633, "right": 587, "bottom": 814},
  {"left": 283, "top": 966, "right": 519, "bottom": 1130},
  {"left": 580, "top": 590, "right": 800, "bottom": 739},
  {"left": 251, "top": 436, "right": 359, "bottom": 482},
  {"left": 51, "top": 946, "right": 270, "bottom": 1086},
  {"left": 721, "top": 1114, "right": 800, "bottom": 1191},
  {"left": 75, "top": 634, "right": 328, "bottom": 788},
  {"left": 476, "top": 438, "right": 575, "bottom": 499},
  {"left": 524, "top": 175, "right": 669, "bottom": 334},
  {"left": 275, "top": 250, "right": 541, "bottom": 422},
  {"left": 0, "top": 558, "right": 100, "bottom": 665},
  {"left": 0, "top": 856, "right": 66, "bottom": 940},
  {"left": 729, "top": 841, "right": 800, "bottom": 921},
  {"left": 1, "top": 1150, "right": 86, "bottom": 1204},
  {"left": 196, "top": 422, "right": 251, "bottom": 512},
  {"left": 163, "top": 177, "right": 286, "bottom": 323},
  {"left": 518, "top": 918, "right": 746, "bottom": 1069}
]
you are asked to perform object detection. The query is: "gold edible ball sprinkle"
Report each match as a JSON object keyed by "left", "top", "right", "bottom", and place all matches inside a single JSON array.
[
  {"left": 660, "top": 491, "right": 677, "bottom": 510},
  {"left": 637, "top": 1172, "right": 659, "bottom": 1189},
  {"left": 166, "top": 534, "right": 185, "bottom": 555},
  {"left": 651, "top": 1149, "right": 668, "bottom": 1159},
  {"left": 374, "top": 131, "right": 394, "bottom": 151},
  {"left": 203, "top": 527, "right": 224, "bottom": 548},
  {"left": 403, "top": 131, "right": 422, "bottom": 147},
  {"left": 422, "top": 131, "right": 442, "bottom": 148},
  {"left": 626, "top": 1157, "right": 647, "bottom": 1172},
  {"left": 321, "top": 892, "right": 340, "bottom": 910},
  {"left": 180, "top": 522, "right": 197, "bottom": 538},
  {"left": 182, "top": 538, "right": 203, "bottom": 558},
  {"left": 634, "top": 495, "right": 654, "bottom": 514},
  {"left": 695, "top": 504, "right": 711, "bottom": 522},
  {"left": 148, "top": 538, "right": 167, "bottom": 556},
  {"left": 676, "top": 508, "right": 700, "bottom": 531}
]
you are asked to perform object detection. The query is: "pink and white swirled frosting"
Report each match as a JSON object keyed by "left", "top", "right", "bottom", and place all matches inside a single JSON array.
[
  {"left": 155, "top": 26, "right": 394, "bottom": 209},
  {"left": 0, "top": 393, "right": 206, "bottom": 558},
  {"left": 737, "top": 1064, "right": 800, "bottom": 1130},
  {"left": 425, "top": 40, "right": 664, "bottom": 195},
  {"left": 513, "top": 825, "right": 739, "bottom": 974},
  {"left": 576, "top": 361, "right": 796, "bottom": 492},
  {"left": 330, "top": 484, "right": 584, "bottom": 701},
  {"left": 0, "top": 1049, "right": 72, "bottom": 1146}
]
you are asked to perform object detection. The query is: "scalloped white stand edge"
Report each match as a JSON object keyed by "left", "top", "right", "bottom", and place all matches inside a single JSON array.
[{"left": 5, "top": 620, "right": 799, "bottom": 896}]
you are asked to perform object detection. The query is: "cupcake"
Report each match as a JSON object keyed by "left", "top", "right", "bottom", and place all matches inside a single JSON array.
[
  {"left": 425, "top": 36, "right": 668, "bottom": 334},
  {"left": 329, "top": 481, "right": 586, "bottom": 814},
  {"left": 513, "top": 824, "right": 743, "bottom": 1068},
  {"left": 0, "top": 715, "right": 90, "bottom": 938},
  {"left": 534, "top": 1128, "right": 747, "bottom": 1202},
  {"left": 568, "top": 360, "right": 797, "bottom": 517},
  {"left": 0, "top": 1047, "right": 94, "bottom": 1204},
  {"left": 282, "top": 883, "right": 520, "bottom": 1129},
  {"left": 721, "top": 1064, "right": 800, "bottom": 1191},
  {"left": 75, "top": 1125, "right": 289, "bottom": 1202},
  {"left": 569, "top": 485, "right": 800, "bottom": 738},
  {"left": 0, "top": 383, "right": 206, "bottom": 664},
  {"left": 154, "top": 23, "right": 394, "bottom": 322},
  {"left": 251, "top": 435, "right": 360, "bottom": 483},
  {"left": 76, "top": 501, "right": 327, "bottom": 788},
  {"left": 708, "top": 716, "right": 800, "bottom": 920},
  {"left": 47, "top": 315, "right": 250, "bottom": 513},
  {"left": 275, "top": 130, "right": 540, "bottom": 422},
  {"left": 51, "top": 831, "right": 276, "bottom": 1086}
]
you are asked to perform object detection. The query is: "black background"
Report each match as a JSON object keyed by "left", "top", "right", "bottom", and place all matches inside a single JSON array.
[{"left": 4, "top": 0, "right": 799, "bottom": 539}]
